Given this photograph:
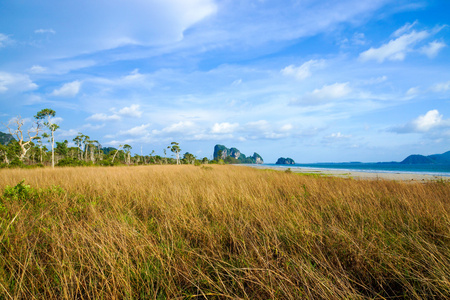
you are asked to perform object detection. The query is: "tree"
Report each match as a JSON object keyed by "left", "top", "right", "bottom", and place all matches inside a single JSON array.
[
  {"left": 4, "top": 115, "right": 41, "bottom": 162},
  {"left": 183, "top": 152, "right": 195, "bottom": 164},
  {"left": 169, "top": 142, "right": 181, "bottom": 165},
  {"left": 123, "top": 144, "right": 132, "bottom": 164},
  {"left": 73, "top": 133, "right": 84, "bottom": 160},
  {"left": 111, "top": 145, "right": 123, "bottom": 164},
  {"left": 55, "top": 140, "right": 69, "bottom": 159},
  {"left": 35, "top": 109, "right": 58, "bottom": 168}
]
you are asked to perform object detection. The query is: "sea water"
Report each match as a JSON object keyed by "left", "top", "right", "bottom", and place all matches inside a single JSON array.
[{"left": 263, "top": 163, "right": 450, "bottom": 177}]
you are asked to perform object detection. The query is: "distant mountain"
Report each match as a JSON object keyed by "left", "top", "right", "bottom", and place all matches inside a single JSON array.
[
  {"left": 0, "top": 131, "right": 15, "bottom": 145},
  {"left": 400, "top": 151, "right": 450, "bottom": 164},
  {"left": 101, "top": 147, "right": 117, "bottom": 155},
  {"left": 213, "top": 144, "right": 263, "bottom": 164}
]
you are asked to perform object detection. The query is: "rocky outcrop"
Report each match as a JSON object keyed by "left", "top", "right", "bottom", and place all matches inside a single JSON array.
[
  {"left": 0, "top": 131, "right": 15, "bottom": 145},
  {"left": 276, "top": 157, "right": 295, "bottom": 165},
  {"left": 213, "top": 145, "right": 263, "bottom": 164},
  {"left": 252, "top": 153, "right": 264, "bottom": 164}
]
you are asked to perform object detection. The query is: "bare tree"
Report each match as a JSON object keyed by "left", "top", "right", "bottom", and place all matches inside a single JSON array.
[
  {"left": 4, "top": 115, "right": 41, "bottom": 162},
  {"left": 123, "top": 144, "right": 132, "bottom": 164},
  {"left": 111, "top": 145, "right": 123, "bottom": 164}
]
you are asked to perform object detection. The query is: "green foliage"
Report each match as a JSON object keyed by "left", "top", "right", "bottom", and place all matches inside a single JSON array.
[
  {"left": 56, "top": 157, "right": 85, "bottom": 167},
  {"left": 55, "top": 140, "right": 69, "bottom": 156},
  {"left": 8, "top": 158, "right": 25, "bottom": 168},
  {"left": 2, "top": 179, "right": 33, "bottom": 201}
]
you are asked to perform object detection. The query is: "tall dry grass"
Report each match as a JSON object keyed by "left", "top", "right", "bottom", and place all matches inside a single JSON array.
[{"left": 0, "top": 165, "right": 449, "bottom": 299}]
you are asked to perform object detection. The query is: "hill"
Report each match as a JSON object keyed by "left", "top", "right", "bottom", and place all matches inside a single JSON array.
[
  {"left": 0, "top": 131, "right": 15, "bottom": 145},
  {"left": 400, "top": 150, "right": 450, "bottom": 164},
  {"left": 213, "top": 144, "right": 263, "bottom": 164}
]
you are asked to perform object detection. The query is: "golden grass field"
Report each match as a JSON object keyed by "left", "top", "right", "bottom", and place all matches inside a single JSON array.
[{"left": 0, "top": 165, "right": 449, "bottom": 299}]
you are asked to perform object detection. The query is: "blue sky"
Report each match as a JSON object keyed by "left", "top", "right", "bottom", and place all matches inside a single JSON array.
[{"left": 1, "top": 0, "right": 449, "bottom": 163}]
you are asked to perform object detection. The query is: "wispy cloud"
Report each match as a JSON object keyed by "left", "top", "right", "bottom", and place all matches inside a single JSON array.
[
  {"left": 431, "top": 81, "right": 450, "bottom": 92},
  {"left": 0, "top": 33, "right": 13, "bottom": 48},
  {"left": 359, "top": 29, "right": 429, "bottom": 62},
  {"left": 281, "top": 59, "right": 325, "bottom": 81},
  {"left": 27, "top": 65, "right": 47, "bottom": 74},
  {"left": 51, "top": 80, "right": 82, "bottom": 97},
  {"left": 0, "top": 72, "right": 38, "bottom": 93},
  {"left": 420, "top": 41, "right": 446, "bottom": 58},
  {"left": 34, "top": 28, "right": 56, "bottom": 34},
  {"left": 291, "top": 82, "right": 352, "bottom": 106}
]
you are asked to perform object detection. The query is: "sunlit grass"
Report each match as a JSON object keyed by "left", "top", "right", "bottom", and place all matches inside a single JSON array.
[{"left": 1, "top": 165, "right": 449, "bottom": 299}]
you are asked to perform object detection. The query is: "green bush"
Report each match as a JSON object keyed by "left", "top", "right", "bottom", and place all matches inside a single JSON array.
[{"left": 56, "top": 157, "right": 85, "bottom": 167}]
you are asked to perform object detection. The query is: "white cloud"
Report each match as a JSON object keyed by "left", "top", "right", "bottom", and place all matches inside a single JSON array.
[
  {"left": 117, "top": 104, "right": 142, "bottom": 118},
  {"left": 0, "top": 33, "right": 13, "bottom": 48},
  {"left": 391, "top": 110, "right": 450, "bottom": 133},
  {"left": 420, "top": 41, "right": 446, "bottom": 58},
  {"left": 432, "top": 81, "right": 450, "bottom": 92},
  {"left": 413, "top": 110, "right": 444, "bottom": 132},
  {"left": 87, "top": 104, "right": 143, "bottom": 122},
  {"left": 28, "top": 65, "right": 47, "bottom": 74},
  {"left": 89, "top": 69, "right": 153, "bottom": 90},
  {"left": 119, "top": 124, "right": 151, "bottom": 136},
  {"left": 360, "top": 30, "right": 429, "bottom": 62},
  {"left": 87, "top": 113, "right": 121, "bottom": 121},
  {"left": 0, "top": 72, "right": 38, "bottom": 93},
  {"left": 211, "top": 122, "right": 239, "bottom": 134},
  {"left": 51, "top": 80, "right": 81, "bottom": 97},
  {"left": 292, "top": 82, "right": 352, "bottom": 105},
  {"left": 35, "top": 28, "right": 56, "bottom": 34},
  {"left": 160, "top": 121, "right": 197, "bottom": 134},
  {"left": 281, "top": 59, "right": 325, "bottom": 81},
  {"left": 392, "top": 21, "right": 418, "bottom": 37},
  {"left": 280, "top": 124, "right": 293, "bottom": 132},
  {"left": 406, "top": 87, "right": 420, "bottom": 97},
  {"left": 324, "top": 132, "right": 352, "bottom": 141}
]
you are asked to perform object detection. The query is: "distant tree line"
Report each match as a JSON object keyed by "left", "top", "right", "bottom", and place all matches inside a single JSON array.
[{"left": 0, "top": 108, "right": 221, "bottom": 168}]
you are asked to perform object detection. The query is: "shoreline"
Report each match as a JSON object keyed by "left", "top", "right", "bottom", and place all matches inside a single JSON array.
[{"left": 242, "top": 164, "right": 450, "bottom": 181}]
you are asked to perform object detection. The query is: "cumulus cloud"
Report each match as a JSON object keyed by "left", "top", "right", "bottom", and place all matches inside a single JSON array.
[
  {"left": 161, "top": 121, "right": 197, "bottom": 134},
  {"left": 211, "top": 122, "right": 239, "bottom": 134},
  {"left": 87, "top": 104, "right": 143, "bottom": 122},
  {"left": 391, "top": 110, "right": 450, "bottom": 133},
  {"left": 51, "top": 80, "right": 81, "bottom": 97},
  {"left": 420, "top": 41, "right": 446, "bottom": 58},
  {"left": 117, "top": 104, "right": 142, "bottom": 118},
  {"left": 291, "top": 82, "right": 352, "bottom": 105},
  {"left": 0, "top": 72, "right": 38, "bottom": 93},
  {"left": 118, "top": 124, "right": 151, "bottom": 136},
  {"left": 281, "top": 59, "right": 325, "bottom": 81}
]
